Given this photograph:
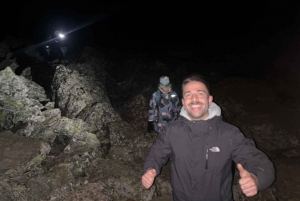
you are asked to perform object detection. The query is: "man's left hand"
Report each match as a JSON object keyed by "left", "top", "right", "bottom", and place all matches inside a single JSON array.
[{"left": 237, "top": 163, "right": 258, "bottom": 197}]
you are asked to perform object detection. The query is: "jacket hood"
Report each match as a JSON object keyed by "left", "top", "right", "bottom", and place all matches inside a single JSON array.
[{"left": 180, "top": 102, "right": 221, "bottom": 120}]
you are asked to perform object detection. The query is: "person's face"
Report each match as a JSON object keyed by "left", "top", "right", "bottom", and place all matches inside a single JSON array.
[
  {"left": 182, "top": 81, "right": 213, "bottom": 120},
  {"left": 161, "top": 86, "right": 171, "bottom": 93}
]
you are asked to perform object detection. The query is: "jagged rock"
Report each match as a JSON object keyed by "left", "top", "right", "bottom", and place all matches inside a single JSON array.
[
  {"left": 39, "top": 184, "right": 73, "bottom": 201},
  {"left": 0, "top": 96, "right": 45, "bottom": 132},
  {"left": 45, "top": 101, "right": 55, "bottom": 108},
  {"left": 0, "top": 181, "right": 28, "bottom": 201},
  {"left": 64, "top": 131, "right": 100, "bottom": 154},
  {"left": 0, "top": 130, "right": 50, "bottom": 176},
  {"left": 54, "top": 117, "right": 90, "bottom": 138},
  {"left": 20, "top": 67, "right": 32, "bottom": 80},
  {"left": 27, "top": 166, "right": 74, "bottom": 201},
  {"left": 76, "top": 101, "right": 121, "bottom": 133},
  {"left": 26, "top": 109, "right": 61, "bottom": 141},
  {"left": 66, "top": 46, "right": 109, "bottom": 88},
  {"left": 107, "top": 120, "right": 155, "bottom": 164},
  {"left": 0, "top": 59, "right": 19, "bottom": 71},
  {"left": 119, "top": 93, "right": 148, "bottom": 133},
  {"left": 51, "top": 65, "right": 120, "bottom": 132},
  {"left": 30, "top": 115, "right": 100, "bottom": 154},
  {"left": 109, "top": 120, "right": 140, "bottom": 147},
  {"left": 0, "top": 67, "right": 29, "bottom": 97},
  {"left": 63, "top": 182, "right": 113, "bottom": 201},
  {"left": 107, "top": 146, "right": 137, "bottom": 162},
  {"left": 89, "top": 158, "right": 157, "bottom": 201},
  {"left": 66, "top": 61, "right": 108, "bottom": 92},
  {"left": 23, "top": 79, "right": 49, "bottom": 103},
  {"left": 0, "top": 66, "right": 49, "bottom": 102}
]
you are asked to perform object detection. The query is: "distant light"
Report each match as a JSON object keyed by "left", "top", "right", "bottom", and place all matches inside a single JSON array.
[
  {"left": 58, "top": 33, "right": 65, "bottom": 39},
  {"left": 46, "top": 46, "right": 49, "bottom": 48}
]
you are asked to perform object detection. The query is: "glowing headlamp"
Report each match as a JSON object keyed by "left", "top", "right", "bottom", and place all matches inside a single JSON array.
[{"left": 58, "top": 33, "right": 65, "bottom": 39}]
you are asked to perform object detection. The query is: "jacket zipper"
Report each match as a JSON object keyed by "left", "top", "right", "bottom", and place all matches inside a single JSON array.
[{"left": 205, "top": 145, "right": 209, "bottom": 169}]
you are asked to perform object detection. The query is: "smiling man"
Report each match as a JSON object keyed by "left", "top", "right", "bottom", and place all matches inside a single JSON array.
[
  {"left": 181, "top": 79, "right": 213, "bottom": 120},
  {"left": 142, "top": 74, "right": 275, "bottom": 201}
]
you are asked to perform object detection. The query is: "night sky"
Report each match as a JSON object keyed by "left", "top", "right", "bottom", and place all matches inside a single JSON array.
[{"left": 2, "top": 1, "right": 300, "bottom": 56}]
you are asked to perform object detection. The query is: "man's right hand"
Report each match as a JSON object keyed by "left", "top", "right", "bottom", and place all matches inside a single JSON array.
[
  {"left": 237, "top": 163, "right": 258, "bottom": 197},
  {"left": 141, "top": 169, "right": 157, "bottom": 189}
]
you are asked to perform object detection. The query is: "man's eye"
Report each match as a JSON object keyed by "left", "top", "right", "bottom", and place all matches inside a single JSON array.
[{"left": 185, "top": 94, "right": 190, "bottom": 98}]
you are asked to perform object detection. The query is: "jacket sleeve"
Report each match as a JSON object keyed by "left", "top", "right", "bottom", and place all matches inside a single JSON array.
[
  {"left": 148, "top": 92, "right": 158, "bottom": 122},
  {"left": 143, "top": 126, "right": 172, "bottom": 176},
  {"left": 231, "top": 128, "right": 275, "bottom": 191}
]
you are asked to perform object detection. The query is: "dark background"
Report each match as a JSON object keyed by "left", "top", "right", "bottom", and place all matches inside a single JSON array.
[
  {"left": 2, "top": 0, "right": 300, "bottom": 80},
  {"left": 2, "top": 1, "right": 300, "bottom": 50}
]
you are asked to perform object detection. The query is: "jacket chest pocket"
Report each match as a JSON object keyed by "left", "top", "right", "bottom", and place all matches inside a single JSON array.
[{"left": 205, "top": 141, "right": 231, "bottom": 170}]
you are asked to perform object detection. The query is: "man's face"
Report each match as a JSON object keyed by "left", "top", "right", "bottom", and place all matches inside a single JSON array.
[{"left": 182, "top": 81, "right": 213, "bottom": 120}]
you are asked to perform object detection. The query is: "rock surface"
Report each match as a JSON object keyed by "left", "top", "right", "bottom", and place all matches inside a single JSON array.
[{"left": 0, "top": 39, "right": 299, "bottom": 200}]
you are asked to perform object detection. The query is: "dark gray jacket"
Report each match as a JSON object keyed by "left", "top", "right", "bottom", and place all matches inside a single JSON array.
[{"left": 143, "top": 115, "right": 275, "bottom": 201}]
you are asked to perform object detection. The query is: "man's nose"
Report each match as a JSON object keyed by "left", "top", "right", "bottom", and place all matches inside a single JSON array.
[{"left": 191, "top": 93, "right": 198, "bottom": 101}]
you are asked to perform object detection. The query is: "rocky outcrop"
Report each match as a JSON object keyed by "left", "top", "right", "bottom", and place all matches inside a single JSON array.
[
  {"left": 119, "top": 93, "right": 149, "bottom": 133},
  {"left": 0, "top": 67, "right": 48, "bottom": 134},
  {"left": 0, "top": 130, "right": 50, "bottom": 174},
  {"left": 0, "top": 52, "right": 158, "bottom": 200},
  {"left": 51, "top": 65, "right": 120, "bottom": 132},
  {"left": 1, "top": 44, "right": 300, "bottom": 200}
]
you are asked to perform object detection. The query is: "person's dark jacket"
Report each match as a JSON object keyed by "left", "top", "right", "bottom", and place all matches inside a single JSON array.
[
  {"left": 143, "top": 115, "right": 275, "bottom": 201},
  {"left": 148, "top": 88, "right": 180, "bottom": 134}
]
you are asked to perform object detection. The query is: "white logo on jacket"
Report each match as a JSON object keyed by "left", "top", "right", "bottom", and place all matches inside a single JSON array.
[{"left": 209, "top": 147, "right": 220, "bottom": 152}]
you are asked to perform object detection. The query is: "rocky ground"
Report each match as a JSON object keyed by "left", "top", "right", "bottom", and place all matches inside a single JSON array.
[{"left": 0, "top": 35, "right": 300, "bottom": 200}]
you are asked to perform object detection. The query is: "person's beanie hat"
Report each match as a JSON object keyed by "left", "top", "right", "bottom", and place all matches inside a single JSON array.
[{"left": 159, "top": 76, "right": 171, "bottom": 88}]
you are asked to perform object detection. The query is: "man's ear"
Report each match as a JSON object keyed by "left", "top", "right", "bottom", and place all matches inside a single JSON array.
[{"left": 209, "top": 95, "right": 213, "bottom": 105}]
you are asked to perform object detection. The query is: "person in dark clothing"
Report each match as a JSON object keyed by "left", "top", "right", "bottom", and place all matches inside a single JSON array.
[
  {"left": 142, "top": 74, "right": 275, "bottom": 201},
  {"left": 148, "top": 76, "right": 181, "bottom": 135},
  {"left": 45, "top": 30, "right": 67, "bottom": 62}
]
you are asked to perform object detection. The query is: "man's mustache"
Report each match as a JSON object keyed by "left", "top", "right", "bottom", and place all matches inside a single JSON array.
[{"left": 188, "top": 102, "right": 203, "bottom": 106}]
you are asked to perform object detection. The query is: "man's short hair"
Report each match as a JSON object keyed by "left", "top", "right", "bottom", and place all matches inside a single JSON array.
[{"left": 182, "top": 74, "right": 211, "bottom": 96}]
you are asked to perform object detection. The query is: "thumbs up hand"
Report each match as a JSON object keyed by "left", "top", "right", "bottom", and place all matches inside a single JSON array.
[
  {"left": 237, "top": 163, "right": 258, "bottom": 197},
  {"left": 141, "top": 169, "right": 157, "bottom": 189}
]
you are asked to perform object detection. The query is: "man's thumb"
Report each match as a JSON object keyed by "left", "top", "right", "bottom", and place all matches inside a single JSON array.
[
  {"left": 149, "top": 169, "right": 156, "bottom": 176},
  {"left": 237, "top": 163, "right": 248, "bottom": 177}
]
